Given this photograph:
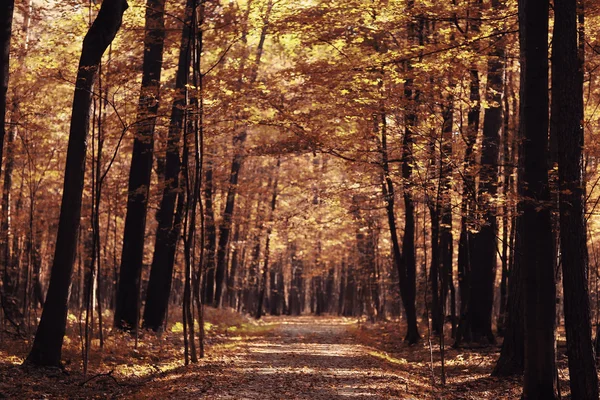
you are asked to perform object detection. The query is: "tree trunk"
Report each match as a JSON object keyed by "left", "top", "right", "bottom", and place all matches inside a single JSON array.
[
  {"left": 493, "top": 214, "right": 524, "bottom": 376},
  {"left": 468, "top": 5, "right": 505, "bottom": 343},
  {"left": 256, "top": 159, "right": 279, "bottom": 319},
  {"left": 202, "top": 158, "right": 216, "bottom": 304},
  {"left": 142, "top": 0, "right": 193, "bottom": 331},
  {"left": 0, "top": 0, "right": 13, "bottom": 175},
  {"left": 25, "top": 0, "right": 128, "bottom": 367},
  {"left": 456, "top": 9, "right": 480, "bottom": 346},
  {"left": 114, "top": 0, "right": 166, "bottom": 330},
  {"left": 439, "top": 98, "right": 454, "bottom": 337},
  {"left": 381, "top": 108, "right": 419, "bottom": 343},
  {"left": 519, "top": 0, "right": 558, "bottom": 397},
  {"left": 401, "top": 6, "right": 420, "bottom": 343},
  {"left": 554, "top": 0, "right": 599, "bottom": 397}
]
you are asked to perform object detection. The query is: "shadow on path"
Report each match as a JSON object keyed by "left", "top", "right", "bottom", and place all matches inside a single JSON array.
[{"left": 133, "top": 316, "right": 430, "bottom": 399}]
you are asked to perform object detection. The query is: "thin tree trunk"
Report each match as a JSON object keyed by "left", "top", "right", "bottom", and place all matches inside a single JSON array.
[
  {"left": 456, "top": 6, "right": 480, "bottom": 346},
  {"left": 493, "top": 214, "right": 524, "bottom": 376},
  {"left": 256, "top": 159, "right": 279, "bottom": 319},
  {"left": 554, "top": 0, "right": 598, "bottom": 397},
  {"left": 381, "top": 107, "right": 420, "bottom": 343},
  {"left": 0, "top": 0, "right": 14, "bottom": 176},
  {"left": 202, "top": 158, "right": 216, "bottom": 304}
]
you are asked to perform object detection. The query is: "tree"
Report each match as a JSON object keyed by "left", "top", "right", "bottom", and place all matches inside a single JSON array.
[
  {"left": 114, "top": 0, "right": 166, "bottom": 330},
  {"left": 518, "top": 0, "right": 558, "bottom": 397},
  {"left": 553, "top": 0, "right": 599, "bottom": 397},
  {"left": 142, "top": 0, "right": 194, "bottom": 331},
  {"left": 0, "top": 0, "right": 13, "bottom": 175},
  {"left": 469, "top": 0, "right": 505, "bottom": 344},
  {"left": 25, "top": 0, "right": 128, "bottom": 367}
]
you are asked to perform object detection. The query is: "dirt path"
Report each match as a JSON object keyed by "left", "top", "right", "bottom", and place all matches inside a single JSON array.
[{"left": 133, "top": 316, "right": 426, "bottom": 399}]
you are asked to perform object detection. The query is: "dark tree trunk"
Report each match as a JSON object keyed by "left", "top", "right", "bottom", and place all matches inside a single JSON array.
[
  {"left": 493, "top": 215, "right": 524, "bottom": 376},
  {"left": 226, "top": 219, "right": 243, "bottom": 308},
  {"left": 519, "top": 0, "right": 558, "bottom": 397},
  {"left": 25, "top": 0, "right": 128, "bottom": 367},
  {"left": 114, "top": 0, "right": 166, "bottom": 330},
  {"left": 439, "top": 99, "right": 454, "bottom": 337},
  {"left": 455, "top": 69, "right": 478, "bottom": 345},
  {"left": 456, "top": 3, "right": 480, "bottom": 345},
  {"left": 256, "top": 160, "right": 279, "bottom": 319},
  {"left": 498, "top": 62, "right": 515, "bottom": 336},
  {"left": 142, "top": 0, "right": 193, "bottom": 331},
  {"left": 554, "top": 0, "right": 599, "bottom": 397},
  {"left": 380, "top": 108, "right": 419, "bottom": 343},
  {"left": 338, "top": 261, "right": 346, "bottom": 315},
  {"left": 0, "top": 0, "right": 13, "bottom": 175},
  {"left": 466, "top": 9, "right": 505, "bottom": 344},
  {"left": 0, "top": 0, "right": 15, "bottom": 325},
  {"left": 202, "top": 158, "right": 216, "bottom": 304},
  {"left": 428, "top": 196, "right": 441, "bottom": 335}
]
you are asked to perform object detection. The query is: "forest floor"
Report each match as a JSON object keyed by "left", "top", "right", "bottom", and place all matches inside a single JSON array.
[{"left": 0, "top": 310, "right": 577, "bottom": 399}]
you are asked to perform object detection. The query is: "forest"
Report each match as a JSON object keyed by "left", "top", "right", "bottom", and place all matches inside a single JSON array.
[{"left": 0, "top": 0, "right": 599, "bottom": 398}]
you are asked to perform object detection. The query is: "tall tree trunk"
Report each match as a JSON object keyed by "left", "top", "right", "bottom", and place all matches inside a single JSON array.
[
  {"left": 1, "top": 0, "right": 31, "bottom": 327},
  {"left": 439, "top": 97, "right": 454, "bottom": 337},
  {"left": 456, "top": 2, "right": 480, "bottom": 346},
  {"left": 554, "top": 0, "right": 599, "bottom": 397},
  {"left": 25, "top": 0, "right": 128, "bottom": 367},
  {"left": 498, "top": 59, "right": 514, "bottom": 336},
  {"left": 202, "top": 158, "right": 216, "bottom": 304},
  {"left": 256, "top": 159, "right": 279, "bottom": 319},
  {"left": 142, "top": 0, "right": 193, "bottom": 331},
  {"left": 428, "top": 139, "right": 442, "bottom": 335},
  {"left": 401, "top": 2, "right": 420, "bottom": 344},
  {"left": 519, "top": 0, "right": 558, "bottom": 397},
  {"left": 0, "top": 0, "right": 13, "bottom": 175},
  {"left": 381, "top": 107, "right": 420, "bottom": 343},
  {"left": 493, "top": 214, "right": 524, "bottom": 376},
  {"left": 114, "top": 0, "right": 166, "bottom": 330},
  {"left": 468, "top": 1, "right": 505, "bottom": 344}
]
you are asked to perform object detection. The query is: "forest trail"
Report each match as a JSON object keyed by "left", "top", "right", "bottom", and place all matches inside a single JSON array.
[{"left": 133, "top": 316, "right": 426, "bottom": 399}]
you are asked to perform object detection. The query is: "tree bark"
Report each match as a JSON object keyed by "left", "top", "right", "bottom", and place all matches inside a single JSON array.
[
  {"left": 0, "top": 0, "right": 13, "bottom": 176},
  {"left": 493, "top": 215, "right": 525, "bottom": 376},
  {"left": 519, "top": 0, "right": 558, "bottom": 397},
  {"left": 25, "top": 0, "right": 128, "bottom": 367},
  {"left": 381, "top": 108, "right": 420, "bottom": 343},
  {"left": 554, "top": 0, "right": 599, "bottom": 397},
  {"left": 114, "top": 0, "right": 166, "bottom": 330},
  {"left": 202, "top": 158, "right": 216, "bottom": 304},
  {"left": 256, "top": 159, "right": 279, "bottom": 319},
  {"left": 468, "top": 2, "right": 505, "bottom": 343},
  {"left": 142, "top": 0, "right": 193, "bottom": 331}
]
